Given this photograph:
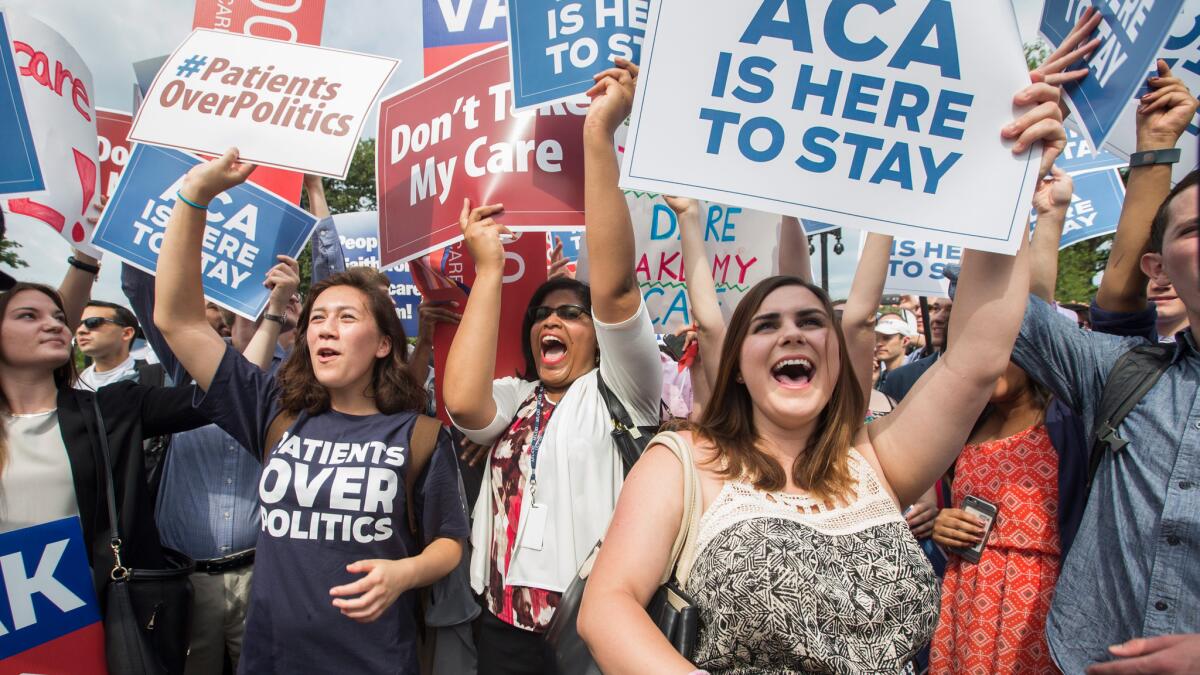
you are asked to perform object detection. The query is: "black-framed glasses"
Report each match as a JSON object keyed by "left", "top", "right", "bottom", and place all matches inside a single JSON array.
[
  {"left": 80, "top": 316, "right": 125, "bottom": 331},
  {"left": 528, "top": 304, "right": 590, "bottom": 322}
]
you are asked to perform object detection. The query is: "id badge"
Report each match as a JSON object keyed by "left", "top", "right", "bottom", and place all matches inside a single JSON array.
[{"left": 520, "top": 503, "right": 548, "bottom": 551}]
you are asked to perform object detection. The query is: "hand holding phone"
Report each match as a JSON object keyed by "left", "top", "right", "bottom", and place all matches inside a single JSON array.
[{"left": 957, "top": 495, "right": 998, "bottom": 564}]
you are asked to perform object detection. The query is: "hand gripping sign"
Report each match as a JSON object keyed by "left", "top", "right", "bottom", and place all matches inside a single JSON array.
[
  {"left": 1027, "top": 167, "right": 1126, "bottom": 250},
  {"left": 620, "top": 0, "right": 1042, "bottom": 255},
  {"left": 377, "top": 43, "right": 586, "bottom": 269},
  {"left": 92, "top": 144, "right": 319, "bottom": 319},
  {"left": 2, "top": 12, "right": 101, "bottom": 257},
  {"left": 0, "top": 517, "right": 105, "bottom": 675},
  {"left": 130, "top": 29, "right": 398, "bottom": 179}
]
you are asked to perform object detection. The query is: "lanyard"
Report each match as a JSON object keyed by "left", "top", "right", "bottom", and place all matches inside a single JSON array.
[{"left": 529, "top": 386, "right": 549, "bottom": 503}]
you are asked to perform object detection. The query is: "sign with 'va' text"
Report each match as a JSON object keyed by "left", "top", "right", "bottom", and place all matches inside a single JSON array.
[
  {"left": 620, "top": 0, "right": 1041, "bottom": 255},
  {"left": 0, "top": 517, "right": 105, "bottom": 674},
  {"left": 92, "top": 144, "right": 318, "bottom": 319},
  {"left": 0, "top": 10, "right": 43, "bottom": 197},
  {"left": 333, "top": 210, "right": 422, "bottom": 337},
  {"left": 129, "top": 29, "right": 398, "bottom": 179},
  {"left": 3, "top": 12, "right": 101, "bottom": 257},
  {"left": 506, "top": 0, "right": 648, "bottom": 110},
  {"left": 377, "top": 43, "right": 586, "bottom": 268},
  {"left": 1041, "top": 0, "right": 1185, "bottom": 157},
  {"left": 1029, "top": 167, "right": 1126, "bottom": 250},
  {"left": 423, "top": 0, "right": 509, "bottom": 74}
]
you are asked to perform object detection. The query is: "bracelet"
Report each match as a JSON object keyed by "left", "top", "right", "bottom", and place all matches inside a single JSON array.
[
  {"left": 263, "top": 313, "right": 286, "bottom": 324},
  {"left": 1129, "top": 148, "right": 1181, "bottom": 168},
  {"left": 66, "top": 255, "right": 100, "bottom": 275},
  {"left": 176, "top": 190, "right": 209, "bottom": 210}
]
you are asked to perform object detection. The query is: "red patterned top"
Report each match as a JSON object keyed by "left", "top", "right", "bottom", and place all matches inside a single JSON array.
[{"left": 485, "top": 390, "right": 560, "bottom": 632}]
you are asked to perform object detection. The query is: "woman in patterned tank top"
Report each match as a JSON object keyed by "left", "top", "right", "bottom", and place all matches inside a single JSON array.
[{"left": 576, "top": 78, "right": 1073, "bottom": 672}]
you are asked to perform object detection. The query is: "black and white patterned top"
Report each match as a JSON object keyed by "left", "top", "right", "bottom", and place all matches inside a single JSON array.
[{"left": 685, "top": 450, "right": 939, "bottom": 674}]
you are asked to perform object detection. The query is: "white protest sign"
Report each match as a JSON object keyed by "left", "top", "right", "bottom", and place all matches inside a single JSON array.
[
  {"left": 873, "top": 237, "right": 961, "bottom": 297},
  {"left": 2, "top": 13, "right": 100, "bottom": 257},
  {"left": 129, "top": 29, "right": 397, "bottom": 179},
  {"left": 620, "top": 0, "right": 1040, "bottom": 255}
]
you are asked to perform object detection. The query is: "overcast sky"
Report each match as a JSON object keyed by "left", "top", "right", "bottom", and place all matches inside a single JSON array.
[{"left": 2, "top": 0, "right": 1047, "bottom": 303}]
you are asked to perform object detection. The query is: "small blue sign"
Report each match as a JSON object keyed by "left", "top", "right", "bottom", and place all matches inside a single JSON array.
[
  {"left": 507, "top": 0, "right": 647, "bottom": 109},
  {"left": 1057, "top": 168, "right": 1126, "bottom": 249},
  {"left": 0, "top": 517, "right": 100, "bottom": 660},
  {"left": 92, "top": 144, "right": 318, "bottom": 319},
  {"left": 1041, "top": 0, "right": 1185, "bottom": 151},
  {"left": 0, "top": 10, "right": 44, "bottom": 196},
  {"left": 423, "top": 0, "right": 510, "bottom": 49},
  {"left": 1057, "top": 121, "right": 1125, "bottom": 175},
  {"left": 334, "top": 210, "right": 421, "bottom": 337}
]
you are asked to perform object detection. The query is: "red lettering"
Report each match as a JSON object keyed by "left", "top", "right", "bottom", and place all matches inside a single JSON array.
[{"left": 13, "top": 40, "right": 93, "bottom": 122}]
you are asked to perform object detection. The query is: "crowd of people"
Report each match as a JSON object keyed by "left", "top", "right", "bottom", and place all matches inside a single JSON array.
[{"left": 1, "top": 8, "right": 1198, "bottom": 675}]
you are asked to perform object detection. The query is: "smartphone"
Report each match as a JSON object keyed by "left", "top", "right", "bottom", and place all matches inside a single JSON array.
[{"left": 957, "top": 495, "right": 998, "bottom": 564}]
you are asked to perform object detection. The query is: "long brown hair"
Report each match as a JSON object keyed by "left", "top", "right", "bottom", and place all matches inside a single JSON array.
[
  {"left": 276, "top": 268, "right": 426, "bottom": 415},
  {"left": 694, "top": 276, "right": 865, "bottom": 501},
  {"left": 0, "top": 283, "right": 79, "bottom": 474}
]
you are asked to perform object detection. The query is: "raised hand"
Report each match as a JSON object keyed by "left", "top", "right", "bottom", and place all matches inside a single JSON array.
[
  {"left": 1032, "top": 7, "right": 1102, "bottom": 86},
  {"left": 1004, "top": 79, "right": 1068, "bottom": 176},
  {"left": 584, "top": 57, "right": 639, "bottom": 138},
  {"left": 264, "top": 255, "right": 301, "bottom": 310},
  {"left": 663, "top": 195, "right": 700, "bottom": 218},
  {"left": 458, "top": 199, "right": 510, "bottom": 275},
  {"left": 548, "top": 239, "right": 574, "bottom": 280},
  {"left": 1032, "top": 165, "right": 1074, "bottom": 215},
  {"left": 182, "top": 147, "right": 256, "bottom": 205},
  {"left": 1136, "top": 59, "right": 1200, "bottom": 150}
]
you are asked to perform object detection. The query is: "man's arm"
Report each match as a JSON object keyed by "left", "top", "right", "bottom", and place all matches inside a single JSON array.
[{"left": 1029, "top": 167, "right": 1073, "bottom": 303}]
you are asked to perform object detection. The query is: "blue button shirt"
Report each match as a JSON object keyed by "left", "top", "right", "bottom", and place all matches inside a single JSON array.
[{"left": 1011, "top": 296, "right": 1200, "bottom": 671}]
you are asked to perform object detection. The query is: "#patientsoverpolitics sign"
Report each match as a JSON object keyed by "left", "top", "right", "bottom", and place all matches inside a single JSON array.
[
  {"left": 506, "top": 0, "right": 648, "bottom": 110},
  {"left": 92, "top": 143, "right": 318, "bottom": 319},
  {"left": 0, "top": 517, "right": 105, "bottom": 674},
  {"left": 621, "top": 0, "right": 1040, "bottom": 255},
  {"left": 0, "top": 10, "right": 43, "bottom": 197},
  {"left": 1041, "top": 0, "right": 1185, "bottom": 158},
  {"left": 129, "top": 29, "right": 398, "bottom": 179}
]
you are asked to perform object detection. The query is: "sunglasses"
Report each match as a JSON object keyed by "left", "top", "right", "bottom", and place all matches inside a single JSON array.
[
  {"left": 528, "top": 304, "right": 590, "bottom": 322},
  {"left": 80, "top": 316, "right": 126, "bottom": 331}
]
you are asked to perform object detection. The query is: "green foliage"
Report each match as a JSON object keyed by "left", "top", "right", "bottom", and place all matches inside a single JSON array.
[
  {"left": 0, "top": 237, "right": 27, "bottom": 270},
  {"left": 1025, "top": 40, "right": 1049, "bottom": 71},
  {"left": 1056, "top": 236, "right": 1112, "bottom": 303},
  {"left": 323, "top": 139, "right": 378, "bottom": 215}
]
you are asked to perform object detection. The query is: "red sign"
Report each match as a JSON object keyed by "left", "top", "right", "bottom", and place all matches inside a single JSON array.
[
  {"left": 192, "top": 0, "right": 326, "bottom": 44},
  {"left": 377, "top": 44, "right": 585, "bottom": 269},
  {"left": 96, "top": 108, "right": 132, "bottom": 199},
  {"left": 415, "top": 234, "right": 548, "bottom": 425},
  {"left": 191, "top": 0, "right": 329, "bottom": 203}
]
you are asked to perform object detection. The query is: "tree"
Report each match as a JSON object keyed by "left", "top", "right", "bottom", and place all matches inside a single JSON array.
[{"left": 0, "top": 237, "right": 27, "bottom": 270}]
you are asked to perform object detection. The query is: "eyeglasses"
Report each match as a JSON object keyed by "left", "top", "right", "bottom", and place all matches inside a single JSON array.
[
  {"left": 528, "top": 304, "right": 590, "bottom": 322},
  {"left": 80, "top": 316, "right": 126, "bottom": 331}
]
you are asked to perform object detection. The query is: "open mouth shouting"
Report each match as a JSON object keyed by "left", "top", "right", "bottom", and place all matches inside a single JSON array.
[
  {"left": 315, "top": 346, "right": 341, "bottom": 364},
  {"left": 540, "top": 334, "right": 568, "bottom": 367},
  {"left": 771, "top": 357, "right": 814, "bottom": 389}
]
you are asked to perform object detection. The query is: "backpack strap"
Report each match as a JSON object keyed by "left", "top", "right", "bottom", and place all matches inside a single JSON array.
[
  {"left": 405, "top": 415, "right": 443, "bottom": 538},
  {"left": 1088, "top": 343, "right": 1173, "bottom": 488},
  {"left": 263, "top": 411, "right": 299, "bottom": 461},
  {"left": 133, "top": 360, "right": 166, "bottom": 388}
]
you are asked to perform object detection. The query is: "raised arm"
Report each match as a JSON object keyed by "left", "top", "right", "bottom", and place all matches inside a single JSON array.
[
  {"left": 869, "top": 78, "right": 1066, "bottom": 507},
  {"left": 583, "top": 58, "right": 642, "bottom": 324},
  {"left": 154, "top": 149, "right": 256, "bottom": 391},
  {"left": 408, "top": 299, "right": 461, "bottom": 386},
  {"left": 669, "top": 196, "right": 724, "bottom": 388},
  {"left": 778, "top": 216, "right": 814, "bottom": 283},
  {"left": 442, "top": 201, "right": 508, "bottom": 430},
  {"left": 304, "top": 174, "right": 347, "bottom": 286},
  {"left": 1094, "top": 61, "right": 1198, "bottom": 312},
  {"left": 1029, "top": 166, "right": 1073, "bottom": 303},
  {"left": 242, "top": 255, "right": 300, "bottom": 370},
  {"left": 842, "top": 232, "right": 894, "bottom": 396}
]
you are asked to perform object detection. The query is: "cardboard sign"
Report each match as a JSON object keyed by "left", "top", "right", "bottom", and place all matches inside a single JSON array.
[
  {"left": 1059, "top": 119, "right": 1125, "bottom": 176},
  {"left": 2, "top": 13, "right": 101, "bottom": 257},
  {"left": 96, "top": 108, "right": 132, "bottom": 199},
  {"left": 92, "top": 144, "right": 318, "bottom": 319},
  {"left": 0, "top": 10, "right": 43, "bottom": 197},
  {"left": 506, "top": 0, "right": 648, "bottom": 110},
  {"left": 416, "top": 233, "right": 547, "bottom": 424},
  {"left": 423, "top": 0, "right": 509, "bottom": 75},
  {"left": 1041, "top": 0, "right": 1185, "bottom": 156},
  {"left": 333, "top": 210, "right": 422, "bottom": 336},
  {"left": 877, "top": 237, "right": 961, "bottom": 297},
  {"left": 1028, "top": 167, "right": 1126, "bottom": 250},
  {"left": 129, "top": 29, "right": 398, "bottom": 179},
  {"left": 193, "top": 0, "right": 327, "bottom": 44},
  {"left": 620, "top": 0, "right": 1041, "bottom": 255},
  {"left": 377, "top": 44, "right": 586, "bottom": 268},
  {"left": 0, "top": 517, "right": 105, "bottom": 674},
  {"left": 1105, "top": 7, "right": 1200, "bottom": 185}
]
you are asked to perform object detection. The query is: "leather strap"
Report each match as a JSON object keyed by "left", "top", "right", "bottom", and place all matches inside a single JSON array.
[
  {"left": 404, "top": 415, "right": 442, "bottom": 538},
  {"left": 78, "top": 391, "right": 127, "bottom": 579},
  {"left": 649, "top": 431, "right": 703, "bottom": 589}
]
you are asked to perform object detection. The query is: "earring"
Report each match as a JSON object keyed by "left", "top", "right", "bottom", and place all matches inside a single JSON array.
[{"left": 735, "top": 373, "right": 744, "bottom": 383}]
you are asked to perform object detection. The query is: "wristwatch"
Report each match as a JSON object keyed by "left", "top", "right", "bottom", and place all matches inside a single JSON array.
[
  {"left": 263, "top": 313, "right": 286, "bottom": 324},
  {"left": 1129, "top": 148, "right": 1181, "bottom": 168}
]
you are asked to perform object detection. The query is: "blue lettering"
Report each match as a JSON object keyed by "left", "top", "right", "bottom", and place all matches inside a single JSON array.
[
  {"left": 796, "top": 126, "right": 839, "bottom": 173},
  {"left": 699, "top": 108, "right": 740, "bottom": 154},
  {"left": 722, "top": 207, "right": 742, "bottom": 242},
  {"left": 888, "top": 0, "right": 960, "bottom": 79},
  {"left": 841, "top": 132, "right": 885, "bottom": 180},
  {"left": 738, "top": 116, "right": 786, "bottom": 162},
  {"left": 792, "top": 65, "right": 842, "bottom": 115},
  {"left": 824, "top": 0, "right": 894, "bottom": 61},
  {"left": 869, "top": 141, "right": 913, "bottom": 190},
  {"left": 734, "top": 56, "right": 777, "bottom": 104},
  {"left": 842, "top": 73, "right": 886, "bottom": 124},
  {"left": 740, "top": 0, "right": 813, "bottom": 52},
  {"left": 919, "top": 147, "right": 961, "bottom": 194},
  {"left": 711, "top": 51, "right": 733, "bottom": 97},
  {"left": 883, "top": 81, "right": 929, "bottom": 132},
  {"left": 650, "top": 205, "right": 678, "bottom": 240},
  {"left": 929, "top": 89, "right": 973, "bottom": 140}
]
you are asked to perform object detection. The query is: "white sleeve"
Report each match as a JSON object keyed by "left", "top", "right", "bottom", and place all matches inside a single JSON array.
[
  {"left": 596, "top": 300, "right": 663, "bottom": 426},
  {"left": 448, "top": 377, "right": 536, "bottom": 446}
]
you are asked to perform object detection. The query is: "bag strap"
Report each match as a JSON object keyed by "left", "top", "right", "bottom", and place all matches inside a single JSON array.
[
  {"left": 80, "top": 391, "right": 129, "bottom": 581},
  {"left": 596, "top": 370, "right": 650, "bottom": 475},
  {"left": 405, "top": 415, "right": 443, "bottom": 538},
  {"left": 649, "top": 431, "right": 704, "bottom": 588},
  {"left": 1088, "top": 343, "right": 1173, "bottom": 488},
  {"left": 133, "top": 360, "right": 165, "bottom": 388},
  {"left": 263, "top": 411, "right": 299, "bottom": 461}
]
